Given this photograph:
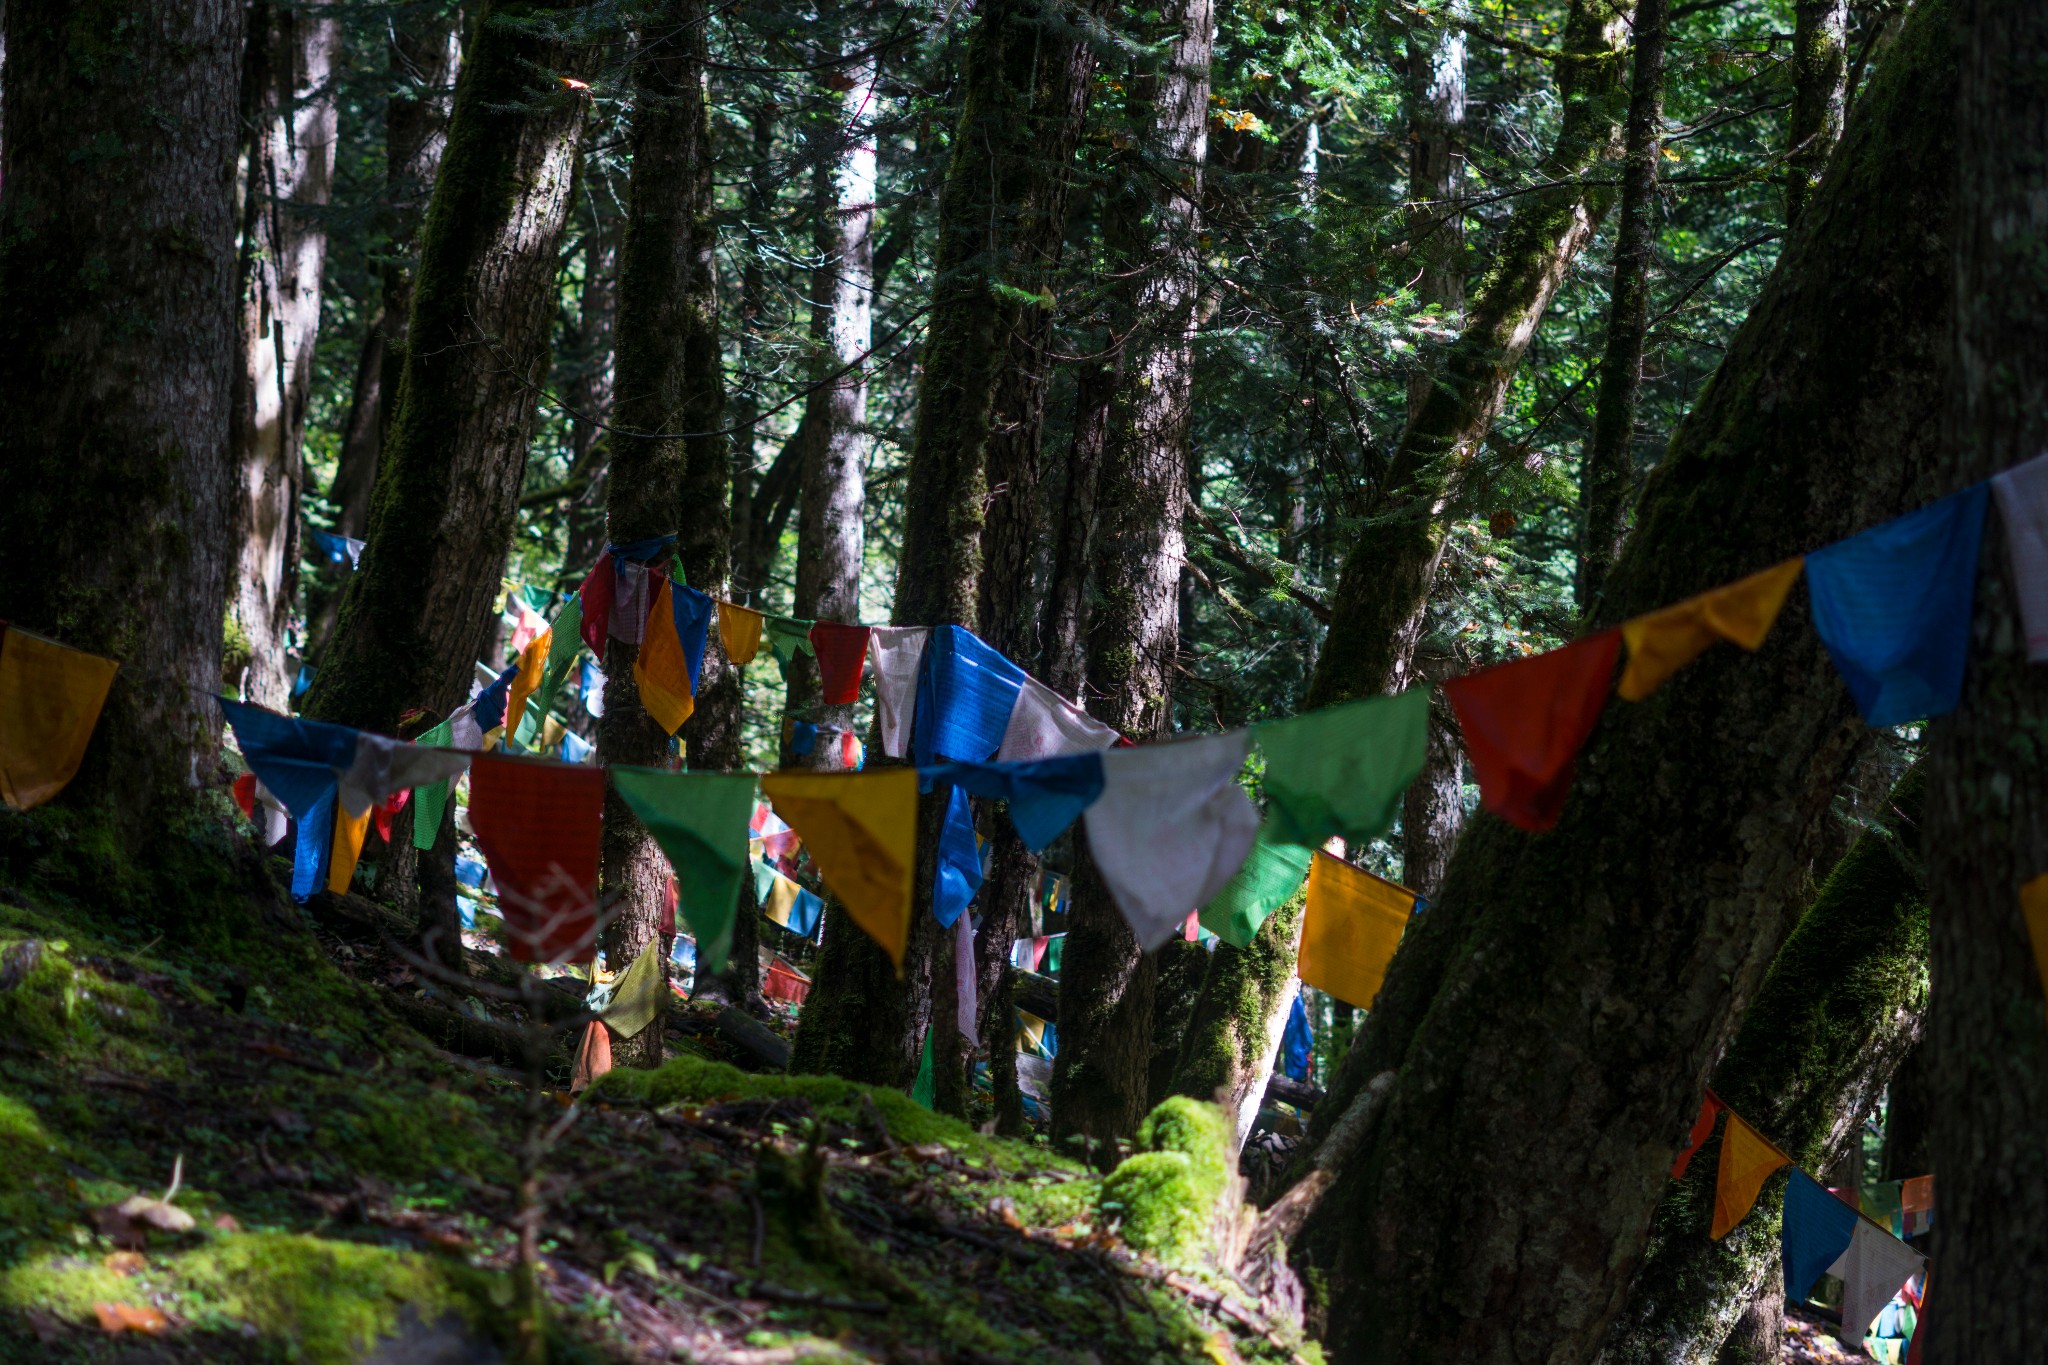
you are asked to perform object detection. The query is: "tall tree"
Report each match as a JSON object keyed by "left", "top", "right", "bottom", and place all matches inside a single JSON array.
[
  {"left": 303, "top": 0, "right": 587, "bottom": 736},
  {"left": 231, "top": 0, "right": 341, "bottom": 710},
  {"left": 1289, "top": 5, "right": 1957, "bottom": 1358},
  {"left": 1405, "top": 0, "right": 1466, "bottom": 384},
  {"left": 1926, "top": 0, "right": 2048, "bottom": 1354},
  {"left": 1051, "top": 0, "right": 1213, "bottom": 1147},
  {"left": 1785, "top": 0, "right": 1848, "bottom": 224},
  {"left": 0, "top": 0, "right": 244, "bottom": 836}
]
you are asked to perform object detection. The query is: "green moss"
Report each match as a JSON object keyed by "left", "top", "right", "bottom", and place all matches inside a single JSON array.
[
  {"left": 0, "top": 1095, "right": 69, "bottom": 1256},
  {"left": 314, "top": 1084, "right": 513, "bottom": 1184},
  {"left": 1098, "top": 1097, "right": 1232, "bottom": 1263}
]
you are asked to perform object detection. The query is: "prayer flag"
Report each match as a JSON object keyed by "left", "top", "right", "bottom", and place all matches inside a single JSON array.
[
  {"left": 1281, "top": 991, "right": 1312, "bottom": 1082},
  {"left": 508, "top": 596, "right": 548, "bottom": 655},
  {"left": 1199, "top": 829, "right": 1314, "bottom": 948},
  {"left": 327, "top": 802, "right": 371, "bottom": 895},
  {"left": 868, "top": 626, "right": 930, "bottom": 758},
  {"left": 1444, "top": 631, "right": 1622, "bottom": 832},
  {"left": 764, "top": 615, "right": 817, "bottom": 677},
  {"left": 611, "top": 560, "right": 652, "bottom": 645},
  {"left": 466, "top": 753, "right": 604, "bottom": 963},
  {"left": 504, "top": 625, "right": 552, "bottom": 749},
  {"left": 955, "top": 916, "right": 979, "bottom": 1044},
  {"left": 672, "top": 582, "right": 714, "bottom": 691},
  {"left": 718, "top": 601, "right": 764, "bottom": 665},
  {"left": 1618, "top": 558, "right": 1806, "bottom": 701},
  {"left": 293, "top": 788, "right": 338, "bottom": 902},
  {"left": 810, "top": 622, "right": 872, "bottom": 704},
  {"left": 762, "top": 865, "right": 801, "bottom": 928},
  {"left": 1901, "top": 1175, "right": 1934, "bottom": 1238},
  {"left": 1806, "top": 485, "right": 1990, "bottom": 726},
  {"left": 581, "top": 658, "right": 606, "bottom": 718},
  {"left": 761, "top": 768, "right": 919, "bottom": 969},
  {"left": 337, "top": 731, "right": 469, "bottom": 818},
  {"left": 634, "top": 577, "right": 697, "bottom": 735},
  {"left": 602, "top": 940, "right": 667, "bottom": 1039},
  {"left": 214, "top": 697, "right": 358, "bottom": 818},
  {"left": 1783, "top": 1169, "right": 1860, "bottom": 1302},
  {"left": 609, "top": 768, "right": 757, "bottom": 972},
  {"left": 0, "top": 629, "right": 118, "bottom": 811},
  {"left": 933, "top": 784, "right": 982, "bottom": 929},
  {"left": 913, "top": 625, "right": 1028, "bottom": 769},
  {"left": 1256, "top": 687, "right": 1430, "bottom": 850},
  {"left": 1298, "top": 852, "right": 1414, "bottom": 1009},
  {"left": 1711, "top": 1113, "right": 1790, "bottom": 1239},
  {"left": 786, "top": 719, "right": 818, "bottom": 757},
  {"left": 1671, "top": 1090, "right": 1727, "bottom": 1178},
  {"left": 787, "top": 887, "right": 824, "bottom": 938},
  {"left": 2021, "top": 873, "right": 2048, "bottom": 1010},
  {"left": 1992, "top": 452, "right": 2048, "bottom": 660},
  {"left": 996, "top": 674, "right": 1120, "bottom": 762},
  {"left": 1083, "top": 731, "right": 1259, "bottom": 950},
  {"left": 471, "top": 664, "right": 519, "bottom": 738},
  {"left": 560, "top": 729, "right": 593, "bottom": 764},
  {"left": 1828, "top": 1219, "right": 1926, "bottom": 1343},
  {"left": 578, "top": 555, "right": 615, "bottom": 657},
  {"left": 571, "top": 1019, "right": 612, "bottom": 1092},
  {"left": 923, "top": 752, "right": 1105, "bottom": 852},
  {"left": 411, "top": 719, "right": 457, "bottom": 850}
]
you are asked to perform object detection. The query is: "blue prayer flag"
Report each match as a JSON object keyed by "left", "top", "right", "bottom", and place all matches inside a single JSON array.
[
  {"left": 924, "top": 752, "right": 1105, "bottom": 853},
  {"left": 673, "top": 583, "right": 715, "bottom": 691},
  {"left": 788, "top": 887, "right": 825, "bottom": 938},
  {"left": 609, "top": 533, "right": 677, "bottom": 564},
  {"left": 932, "top": 784, "right": 984, "bottom": 928},
  {"left": 913, "top": 626, "right": 1027, "bottom": 770},
  {"left": 1782, "top": 1169, "right": 1859, "bottom": 1303},
  {"left": 291, "top": 786, "right": 337, "bottom": 902},
  {"left": 1281, "top": 992, "right": 1313, "bottom": 1082},
  {"left": 215, "top": 697, "right": 358, "bottom": 818},
  {"left": 1806, "top": 485, "right": 1990, "bottom": 726},
  {"left": 560, "top": 729, "right": 593, "bottom": 764},
  {"left": 471, "top": 664, "right": 519, "bottom": 733}
]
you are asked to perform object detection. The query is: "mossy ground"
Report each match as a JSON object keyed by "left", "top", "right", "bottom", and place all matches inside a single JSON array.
[{"left": 0, "top": 809, "right": 1316, "bottom": 1364}]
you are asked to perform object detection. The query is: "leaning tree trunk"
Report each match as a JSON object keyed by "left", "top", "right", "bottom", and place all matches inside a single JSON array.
[
  {"left": 1171, "top": 890, "right": 1307, "bottom": 1151},
  {"left": 597, "top": 0, "right": 723, "bottom": 1064},
  {"left": 1289, "top": 6, "right": 1956, "bottom": 1361},
  {"left": 1576, "top": 0, "right": 1667, "bottom": 615},
  {"left": 231, "top": 0, "right": 340, "bottom": 711},
  {"left": 303, "top": 0, "right": 586, "bottom": 737},
  {"left": 1785, "top": 0, "right": 1848, "bottom": 225},
  {"left": 1926, "top": 2, "right": 2048, "bottom": 1356},
  {"left": 1307, "top": 0, "right": 1634, "bottom": 708},
  {"left": 1051, "top": 0, "right": 1212, "bottom": 1148},
  {"left": 791, "top": 0, "right": 1108, "bottom": 1090},
  {"left": 1598, "top": 768, "right": 1928, "bottom": 1365},
  {"left": 0, "top": 0, "right": 242, "bottom": 839}
]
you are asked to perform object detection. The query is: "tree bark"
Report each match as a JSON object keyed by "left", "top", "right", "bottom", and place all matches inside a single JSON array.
[
  {"left": 0, "top": 0, "right": 243, "bottom": 835},
  {"left": 1052, "top": 0, "right": 1211, "bottom": 1148},
  {"left": 230, "top": 0, "right": 339, "bottom": 711},
  {"left": 1404, "top": 0, "right": 1466, "bottom": 419},
  {"left": 1171, "top": 892, "right": 1306, "bottom": 1152},
  {"left": 330, "top": 320, "right": 386, "bottom": 542},
  {"left": 1576, "top": 0, "right": 1667, "bottom": 615},
  {"left": 1597, "top": 768, "right": 1928, "bottom": 1365},
  {"left": 1291, "top": 5, "right": 1957, "bottom": 1359},
  {"left": 1786, "top": 0, "right": 1848, "bottom": 225},
  {"left": 378, "top": 8, "right": 464, "bottom": 437},
  {"left": 1307, "top": 0, "right": 1635, "bottom": 708},
  {"left": 1926, "top": 1, "right": 2048, "bottom": 1355},
  {"left": 728, "top": 107, "right": 779, "bottom": 602},
  {"left": 561, "top": 178, "right": 622, "bottom": 577},
  {"left": 1400, "top": 682, "right": 1464, "bottom": 901},
  {"left": 302, "top": 0, "right": 586, "bottom": 737}
]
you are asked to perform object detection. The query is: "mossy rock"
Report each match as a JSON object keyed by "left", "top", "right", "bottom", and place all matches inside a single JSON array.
[{"left": 1098, "top": 1097, "right": 1233, "bottom": 1264}]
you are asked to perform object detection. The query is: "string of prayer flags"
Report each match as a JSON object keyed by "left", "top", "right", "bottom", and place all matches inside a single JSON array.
[
  {"left": 809, "top": 622, "right": 873, "bottom": 704},
  {"left": 1671, "top": 1090, "right": 1727, "bottom": 1178},
  {"left": 868, "top": 626, "right": 930, "bottom": 758},
  {"left": 1617, "top": 558, "right": 1806, "bottom": 701},
  {"left": 1806, "top": 484, "right": 1990, "bottom": 726},
  {"left": 1082, "top": 731, "right": 1259, "bottom": 950},
  {"left": 1298, "top": 852, "right": 1415, "bottom": 1009},
  {"left": 1199, "top": 829, "right": 1314, "bottom": 949},
  {"left": 466, "top": 753, "right": 604, "bottom": 963},
  {"left": 1256, "top": 687, "right": 1429, "bottom": 851},
  {"left": 997, "top": 674, "right": 1120, "bottom": 762},
  {"left": 718, "top": 601, "right": 764, "bottom": 665},
  {"left": 634, "top": 578, "right": 698, "bottom": 735},
  {"left": 0, "top": 628, "right": 119, "bottom": 811},
  {"left": 914, "top": 625, "right": 1028, "bottom": 768},
  {"left": 932, "top": 785, "right": 983, "bottom": 929},
  {"left": 458, "top": 664, "right": 519, "bottom": 748},
  {"left": 924, "top": 752, "right": 1104, "bottom": 853},
  {"left": 1991, "top": 451, "right": 2048, "bottom": 659},
  {"left": 761, "top": 768, "right": 919, "bottom": 968},
  {"left": 601, "top": 940, "right": 667, "bottom": 1040},
  {"left": 1783, "top": 1170, "right": 1860, "bottom": 1303},
  {"left": 337, "top": 731, "right": 467, "bottom": 820},
  {"left": 1444, "top": 630, "right": 1622, "bottom": 832},
  {"left": 609, "top": 768, "right": 756, "bottom": 972},
  {"left": 1711, "top": 1112, "right": 1790, "bottom": 1240}
]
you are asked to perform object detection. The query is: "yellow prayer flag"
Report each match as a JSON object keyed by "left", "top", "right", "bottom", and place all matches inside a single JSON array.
[
  {"left": 328, "top": 803, "right": 372, "bottom": 894},
  {"left": 634, "top": 580, "right": 696, "bottom": 735},
  {"left": 541, "top": 715, "right": 566, "bottom": 750},
  {"left": 2020, "top": 874, "right": 2048, "bottom": 1014},
  {"left": 1298, "top": 852, "right": 1414, "bottom": 1010},
  {"left": 0, "top": 630, "right": 119, "bottom": 811},
  {"left": 504, "top": 626, "right": 551, "bottom": 744},
  {"left": 760, "top": 768, "right": 917, "bottom": 971},
  {"left": 718, "top": 601, "right": 764, "bottom": 666},
  {"left": 763, "top": 870, "right": 801, "bottom": 928},
  {"left": 602, "top": 940, "right": 667, "bottom": 1039},
  {"left": 1618, "top": 558, "right": 1805, "bottom": 701},
  {"left": 1710, "top": 1113, "right": 1790, "bottom": 1239}
]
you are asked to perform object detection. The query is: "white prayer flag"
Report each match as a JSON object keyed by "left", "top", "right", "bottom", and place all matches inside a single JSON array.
[
  {"left": 867, "top": 626, "right": 930, "bottom": 758},
  {"left": 1083, "top": 731, "right": 1259, "bottom": 950}
]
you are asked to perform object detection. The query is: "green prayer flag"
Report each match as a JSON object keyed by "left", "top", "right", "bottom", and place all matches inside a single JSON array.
[
  {"left": 752, "top": 856, "right": 777, "bottom": 904},
  {"left": 910, "top": 1027, "right": 935, "bottom": 1109},
  {"left": 1256, "top": 686, "right": 1431, "bottom": 850},
  {"left": 523, "top": 596, "right": 584, "bottom": 739},
  {"left": 603, "top": 940, "right": 667, "bottom": 1040},
  {"left": 609, "top": 767, "right": 757, "bottom": 973},
  {"left": 411, "top": 719, "right": 456, "bottom": 851},
  {"left": 763, "top": 615, "right": 817, "bottom": 681},
  {"left": 1199, "top": 831, "right": 1313, "bottom": 948}
]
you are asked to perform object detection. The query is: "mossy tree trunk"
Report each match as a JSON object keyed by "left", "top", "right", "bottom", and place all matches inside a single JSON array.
[
  {"left": 303, "top": 0, "right": 587, "bottom": 736},
  {"left": 1171, "top": 891, "right": 1306, "bottom": 1151},
  {"left": 1925, "top": 2, "right": 2048, "bottom": 1354},
  {"left": 1596, "top": 768, "right": 1928, "bottom": 1364},
  {"left": 1785, "top": 0, "right": 1848, "bottom": 225},
  {"left": 1404, "top": 0, "right": 1466, "bottom": 416},
  {"left": 559, "top": 172, "right": 623, "bottom": 577},
  {"left": 1400, "top": 679, "right": 1464, "bottom": 901},
  {"left": 230, "top": 0, "right": 339, "bottom": 711},
  {"left": 792, "top": 0, "right": 1109, "bottom": 1090},
  {"left": 1291, "top": 7, "right": 1957, "bottom": 1360},
  {"left": 0, "top": 0, "right": 243, "bottom": 838},
  {"left": 1305, "top": 0, "right": 1633, "bottom": 709}
]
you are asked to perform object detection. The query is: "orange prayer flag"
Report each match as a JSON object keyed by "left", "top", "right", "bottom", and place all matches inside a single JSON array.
[
  {"left": 1618, "top": 558, "right": 1804, "bottom": 701},
  {"left": 718, "top": 601, "right": 764, "bottom": 665},
  {"left": 505, "top": 625, "right": 552, "bottom": 742},
  {"left": 327, "top": 802, "right": 372, "bottom": 894},
  {"left": 1711, "top": 1112, "right": 1790, "bottom": 1239},
  {"left": 1297, "top": 852, "right": 1415, "bottom": 1010},
  {"left": 760, "top": 768, "right": 917, "bottom": 971},
  {"left": 2020, "top": 873, "right": 2048, "bottom": 1012},
  {"left": 634, "top": 579, "right": 696, "bottom": 734},
  {"left": 570, "top": 1019, "right": 612, "bottom": 1092},
  {"left": 0, "top": 628, "right": 119, "bottom": 810}
]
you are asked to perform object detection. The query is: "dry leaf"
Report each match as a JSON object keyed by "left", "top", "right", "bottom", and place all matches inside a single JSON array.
[
  {"left": 102, "top": 1251, "right": 146, "bottom": 1276},
  {"left": 93, "top": 1302, "right": 169, "bottom": 1335},
  {"left": 117, "top": 1195, "right": 196, "bottom": 1234}
]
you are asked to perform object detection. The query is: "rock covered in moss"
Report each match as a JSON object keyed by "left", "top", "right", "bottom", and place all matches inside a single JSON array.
[{"left": 1098, "top": 1096, "right": 1233, "bottom": 1263}]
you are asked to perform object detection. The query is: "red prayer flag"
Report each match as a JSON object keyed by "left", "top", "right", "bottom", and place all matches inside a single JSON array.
[
  {"left": 660, "top": 873, "right": 678, "bottom": 938},
  {"left": 233, "top": 772, "right": 258, "bottom": 819},
  {"left": 1443, "top": 630, "right": 1622, "bottom": 832},
  {"left": 809, "top": 622, "right": 873, "bottom": 704},
  {"left": 467, "top": 753, "right": 604, "bottom": 963},
  {"left": 371, "top": 789, "right": 410, "bottom": 844},
  {"left": 1671, "top": 1090, "right": 1726, "bottom": 1179},
  {"left": 578, "top": 556, "right": 615, "bottom": 658}
]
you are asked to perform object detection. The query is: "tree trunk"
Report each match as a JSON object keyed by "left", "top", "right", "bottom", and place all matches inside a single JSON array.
[
  {"left": 1926, "top": 2, "right": 2048, "bottom": 1355},
  {"left": 230, "top": 0, "right": 339, "bottom": 712},
  {"left": 1307, "top": 0, "right": 1634, "bottom": 708},
  {"left": 1786, "top": 0, "right": 1848, "bottom": 225},
  {"left": 1404, "top": 0, "right": 1466, "bottom": 419},
  {"left": 0, "top": 0, "right": 243, "bottom": 836},
  {"left": 561, "top": 182, "right": 621, "bottom": 577},
  {"left": 1400, "top": 683, "right": 1464, "bottom": 901},
  {"left": 1052, "top": 0, "right": 1212, "bottom": 1148},
  {"left": 1292, "top": 6, "right": 1957, "bottom": 1359},
  {"left": 1576, "top": 0, "right": 1667, "bottom": 615},
  {"left": 728, "top": 106, "right": 778, "bottom": 602},
  {"left": 330, "top": 320, "right": 386, "bottom": 541},
  {"left": 791, "top": 0, "right": 1108, "bottom": 1089},
  {"left": 302, "top": 0, "right": 585, "bottom": 737},
  {"left": 1597, "top": 768, "right": 1928, "bottom": 1365},
  {"left": 378, "top": 9, "right": 463, "bottom": 438},
  {"left": 1171, "top": 892, "right": 1306, "bottom": 1151},
  {"left": 1711, "top": 1262, "right": 1783, "bottom": 1365}
]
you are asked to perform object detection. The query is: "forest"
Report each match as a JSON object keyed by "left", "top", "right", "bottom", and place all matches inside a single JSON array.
[{"left": 0, "top": 0, "right": 2043, "bottom": 1359}]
